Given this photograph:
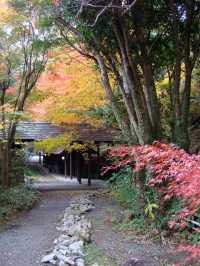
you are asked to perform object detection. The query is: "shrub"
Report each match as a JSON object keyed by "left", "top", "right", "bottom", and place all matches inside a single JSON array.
[
  {"left": 103, "top": 142, "right": 200, "bottom": 229},
  {"left": 10, "top": 149, "right": 26, "bottom": 185},
  {"left": 0, "top": 206, "right": 10, "bottom": 217},
  {"left": 108, "top": 167, "right": 159, "bottom": 231},
  {"left": 103, "top": 141, "right": 200, "bottom": 263},
  {"left": 108, "top": 167, "right": 140, "bottom": 211},
  {"left": 0, "top": 185, "right": 38, "bottom": 218},
  {"left": 24, "top": 165, "right": 41, "bottom": 177}
]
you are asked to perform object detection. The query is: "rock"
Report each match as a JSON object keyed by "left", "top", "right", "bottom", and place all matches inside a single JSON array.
[
  {"left": 49, "top": 259, "right": 57, "bottom": 265},
  {"left": 79, "top": 206, "right": 94, "bottom": 214},
  {"left": 66, "top": 221, "right": 91, "bottom": 242},
  {"left": 68, "top": 240, "right": 84, "bottom": 255},
  {"left": 57, "top": 234, "right": 74, "bottom": 244},
  {"left": 123, "top": 259, "right": 147, "bottom": 266},
  {"left": 54, "top": 239, "right": 58, "bottom": 244},
  {"left": 56, "top": 254, "right": 75, "bottom": 265},
  {"left": 70, "top": 198, "right": 95, "bottom": 214},
  {"left": 41, "top": 196, "right": 95, "bottom": 266},
  {"left": 41, "top": 253, "right": 56, "bottom": 263},
  {"left": 60, "top": 239, "right": 74, "bottom": 247},
  {"left": 75, "top": 258, "right": 85, "bottom": 266},
  {"left": 56, "top": 247, "right": 69, "bottom": 256}
]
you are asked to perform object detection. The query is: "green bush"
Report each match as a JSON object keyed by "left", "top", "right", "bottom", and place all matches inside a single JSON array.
[
  {"left": 108, "top": 167, "right": 147, "bottom": 231},
  {"left": 0, "top": 185, "right": 39, "bottom": 219},
  {"left": 108, "top": 167, "right": 169, "bottom": 231},
  {"left": 0, "top": 206, "right": 10, "bottom": 217},
  {"left": 24, "top": 165, "right": 41, "bottom": 177},
  {"left": 109, "top": 167, "right": 200, "bottom": 253},
  {"left": 108, "top": 167, "right": 140, "bottom": 212},
  {"left": 10, "top": 149, "right": 26, "bottom": 185}
]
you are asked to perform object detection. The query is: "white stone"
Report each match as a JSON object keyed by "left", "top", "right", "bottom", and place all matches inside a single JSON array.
[
  {"left": 68, "top": 240, "right": 84, "bottom": 254},
  {"left": 41, "top": 253, "right": 56, "bottom": 263},
  {"left": 76, "top": 258, "right": 85, "bottom": 266},
  {"left": 57, "top": 254, "right": 75, "bottom": 265},
  {"left": 56, "top": 243, "right": 70, "bottom": 250},
  {"left": 54, "top": 238, "right": 58, "bottom": 244},
  {"left": 49, "top": 259, "right": 57, "bottom": 265},
  {"left": 56, "top": 248, "right": 68, "bottom": 256},
  {"left": 41, "top": 197, "right": 94, "bottom": 266},
  {"left": 60, "top": 239, "right": 73, "bottom": 246}
]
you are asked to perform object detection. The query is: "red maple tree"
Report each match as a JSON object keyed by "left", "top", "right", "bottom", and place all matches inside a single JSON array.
[{"left": 103, "top": 142, "right": 200, "bottom": 264}]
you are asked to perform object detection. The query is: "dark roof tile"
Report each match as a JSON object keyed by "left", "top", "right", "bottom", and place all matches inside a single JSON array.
[{"left": 14, "top": 122, "right": 118, "bottom": 143}]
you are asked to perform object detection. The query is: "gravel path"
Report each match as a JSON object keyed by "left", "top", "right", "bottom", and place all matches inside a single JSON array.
[
  {"left": 0, "top": 191, "right": 183, "bottom": 266},
  {"left": 0, "top": 191, "right": 82, "bottom": 266}
]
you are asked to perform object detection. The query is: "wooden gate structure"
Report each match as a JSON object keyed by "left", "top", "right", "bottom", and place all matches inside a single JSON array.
[{"left": 15, "top": 122, "right": 118, "bottom": 185}]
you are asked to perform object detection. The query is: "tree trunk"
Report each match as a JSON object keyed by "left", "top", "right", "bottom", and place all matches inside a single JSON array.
[
  {"left": 136, "top": 169, "right": 146, "bottom": 216},
  {"left": 180, "top": 65, "right": 192, "bottom": 150},
  {"left": 95, "top": 52, "right": 133, "bottom": 142},
  {"left": 112, "top": 19, "right": 154, "bottom": 144},
  {"left": 171, "top": 54, "right": 182, "bottom": 145},
  {"left": 168, "top": 0, "right": 198, "bottom": 151},
  {"left": 133, "top": 4, "right": 161, "bottom": 140},
  {"left": 142, "top": 62, "right": 161, "bottom": 139},
  {"left": 1, "top": 143, "right": 10, "bottom": 188},
  {"left": 104, "top": 52, "right": 139, "bottom": 143}
]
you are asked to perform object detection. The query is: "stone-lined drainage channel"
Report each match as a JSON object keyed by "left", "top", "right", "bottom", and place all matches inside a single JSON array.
[{"left": 41, "top": 196, "right": 96, "bottom": 266}]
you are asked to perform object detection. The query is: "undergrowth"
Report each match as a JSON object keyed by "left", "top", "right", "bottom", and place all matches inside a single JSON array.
[
  {"left": 108, "top": 164, "right": 200, "bottom": 265},
  {"left": 24, "top": 165, "right": 43, "bottom": 177},
  {"left": 84, "top": 243, "right": 116, "bottom": 266},
  {"left": 108, "top": 167, "right": 200, "bottom": 242},
  {"left": 0, "top": 185, "right": 39, "bottom": 222}
]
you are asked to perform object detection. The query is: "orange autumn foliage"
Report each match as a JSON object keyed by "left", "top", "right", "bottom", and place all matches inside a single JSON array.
[
  {"left": 0, "top": 0, "right": 19, "bottom": 25},
  {"left": 27, "top": 49, "right": 105, "bottom": 126}
]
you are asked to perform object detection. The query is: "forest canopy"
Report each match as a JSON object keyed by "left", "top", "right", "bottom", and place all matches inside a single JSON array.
[{"left": 27, "top": 49, "right": 106, "bottom": 126}]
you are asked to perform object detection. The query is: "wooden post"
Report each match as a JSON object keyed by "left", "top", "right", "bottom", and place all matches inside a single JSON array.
[
  {"left": 88, "top": 152, "right": 91, "bottom": 186},
  {"left": 96, "top": 143, "right": 100, "bottom": 178},
  {"left": 70, "top": 152, "right": 73, "bottom": 179},
  {"left": 76, "top": 152, "right": 81, "bottom": 184},
  {"left": 64, "top": 155, "right": 67, "bottom": 178},
  {"left": 41, "top": 154, "right": 44, "bottom": 166},
  {"left": 43, "top": 155, "right": 46, "bottom": 168},
  {"left": 39, "top": 152, "right": 42, "bottom": 164}
]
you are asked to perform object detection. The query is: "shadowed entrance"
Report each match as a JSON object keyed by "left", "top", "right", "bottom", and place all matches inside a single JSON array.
[{"left": 15, "top": 122, "right": 118, "bottom": 186}]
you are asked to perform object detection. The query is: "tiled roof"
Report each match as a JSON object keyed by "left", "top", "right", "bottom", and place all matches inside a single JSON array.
[{"left": 14, "top": 122, "right": 118, "bottom": 143}]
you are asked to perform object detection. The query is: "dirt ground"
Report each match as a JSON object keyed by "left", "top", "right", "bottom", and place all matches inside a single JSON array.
[{"left": 86, "top": 193, "right": 182, "bottom": 266}]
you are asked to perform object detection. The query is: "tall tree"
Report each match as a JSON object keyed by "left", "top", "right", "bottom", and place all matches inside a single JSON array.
[
  {"left": 166, "top": 0, "right": 200, "bottom": 149},
  {"left": 53, "top": 0, "right": 163, "bottom": 144},
  {"left": 0, "top": 2, "right": 48, "bottom": 187},
  {"left": 9, "top": 0, "right": 200, "bottom": 149},
  {"left": 51, "top": 0, "right": 200, "bottom": 148}
]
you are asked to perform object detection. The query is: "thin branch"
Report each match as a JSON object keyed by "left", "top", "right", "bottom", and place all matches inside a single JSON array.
[{"left": 89, "top": 4, "right": 109, "bottom": 26}]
